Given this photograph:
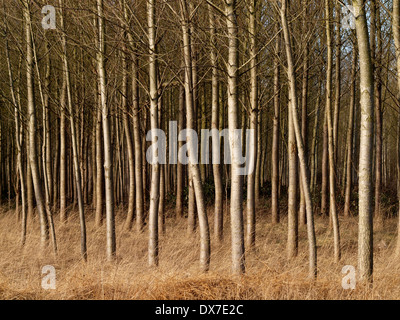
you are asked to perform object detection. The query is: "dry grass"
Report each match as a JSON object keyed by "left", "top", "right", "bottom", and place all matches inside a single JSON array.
[{"left": 0, "top": 203, "right": 400, "bottom": 300}]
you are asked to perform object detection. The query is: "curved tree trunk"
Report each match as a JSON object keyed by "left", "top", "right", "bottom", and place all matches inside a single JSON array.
[
  {"left": 180, "top": 0, "right": 211, "bottom": 272},
  {"left": 23, "top": 0, "right": 56, "bottom": 254},
  {"left": 59, "top": 0, "right": 87, "bottom": 261},
  {"left": 280, "top": 0, "right": 317, "bottom": 278}
]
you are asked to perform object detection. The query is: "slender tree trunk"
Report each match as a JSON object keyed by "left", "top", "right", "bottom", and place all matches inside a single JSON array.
[
  {"left": 299, "top": 3, "right": 309, "bottom": 226},
  {"left": 132, "top": 54, "right": 144, "bottom": 232},
  {"left": 246, "top": 0, "right": 258, "bottom": 250},
  {"left": 321, "top": 113, "right": 329, "bottom": 216},
  {"left": 95, "top": 104, "right": 104, "bottom": 227},
  {"left": 176, "top": 83, "right": 185, "bottom": 219},
  {"left": 333, "top": 0, "right": 341, "bottom": 164},
  {"left": 148, "top": 0, "right": 160, "bottom": 267},
  {"left": 310, "top": 88, "right": 321, "bottom": 195},
  {"left": 287, "top": 96, "right": 298, "bottom": 259},
  {"left": 325, "top": 0, "right": 340, "bottom": 263},
  {"left": 209, "top": 4, "right": 223, "bottom": 241},
  {"left": 225, "top": 0, "right": 245, "bottom": 274},
  {"left": 158, "top": 93, "right": 165, "bottom": 236},
  {"left": 60, "top": 82, "right": 67, "bottom": 222},
  {"left": 353, "top": 0, "right": 374, "bottom": 283},
  {"left": 255, "top": 112, "right": 261, "bottom": 206},
  {"left": 122, "top": 2, "right": 144, "bottom": 231},
  {"left": 59, "top": 0, "right": 87, "bottom": 260},
  {"left": 97, "top": 0, "right": 116, "bottom": 261},
  {"left": 344, "top": 40, "right": 357, "bottom": 218},
  {"left": 373, "top": 2, "right": 383, "bottom": 220},
  {"left": 26, "top": 144, "right": 34, "bottom": 222},
  {"left": 271, "top": 25, "right": 280, "bottom": 225},
  {"left": 121, "top": 27, "right": 135, "bottom": 230},
  {"left": 23, "top": 0, "right": 56, "bottom": 254},
  {"left": 280, "top": 0, "right": 317, "bottom": 278},
  {"left": 180, "top": 0, "right": 211, "bottom": 272},
  {"left": 5, "top": 29, "right": 26, "bottom": 245},
  {"left": 392, "top": 0, "right": 400, "bottom": 257},
  {"left": 43, "top": 42, "right": 53, "bottom": 207}
]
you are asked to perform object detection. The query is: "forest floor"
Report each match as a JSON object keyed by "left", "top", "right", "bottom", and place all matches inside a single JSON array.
[{"left": 0, "top": 202, "right": 400, "bottom": 300}]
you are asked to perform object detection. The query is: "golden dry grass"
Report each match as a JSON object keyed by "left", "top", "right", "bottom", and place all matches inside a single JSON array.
[{"left": 0, "top": 203, "right": 400, "bottom": 300}]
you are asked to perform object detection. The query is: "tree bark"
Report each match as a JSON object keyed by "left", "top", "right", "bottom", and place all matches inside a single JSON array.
[
  {"left": 325, "top": 0, "right": 340, "bottom": 263},
  {"left": 208, "top": 4, "right": 223, "bottom": 241},
  {"left": 225, "top": 0, "right": 245, "bottom": 274},
  {"left": 148, "top": 0, "right": 160, "bottom": 267},
  {"left": 59, "top": 0, "right": 87, "bottom": 260},
  {"left": 353, "top": 0, "right": 374, "bottom": 283},
  {"left": 280, "top": 0, "right": 317, "bottom": 278},
  {"left": 271, "top": 25, "right": 280, "bottom": 225},
  {"left": 246, "top": 0, "right": 258, "bottom": 250},
  {"left": 121, "top": 17, "right": 135, "bottom": 230},
  {"left": 23, "top": 0, "right": 56, "bottom": 254},
  {"left": 344, "top": 39, "right": 357, "bottom": 218},
  {"left": 392, "top": 0, "right": 400, "bottom": 257},
  {"left": 180, "top": 0, "right": 211, "bottom": 272},
  {"left": 97, "top": 0, "right": 116, "bottom": 261}
]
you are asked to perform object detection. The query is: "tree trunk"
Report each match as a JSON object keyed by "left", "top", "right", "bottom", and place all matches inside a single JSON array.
[
  {"left": 60, "top": 81, "right": 67, "bottom": 222},
  {"left": 392, "top": 0, "right": 400, "bottom": 257},
  {"left": 344, "top": 40, "right": 357, "bottom": 218},
  {"left": 280, "top": 0, "right": 317, "bottom": 278},
  {"left": 97, "top": 0, "right": 116, "bottom": 261},
  {"left": 246, "top": 0, "right": 258, "bottom": 250},
  {"left": 23, "top": 0, "right": 56, "bottom": 254},
  {"left": 333, "top": 0, "right": 341, "bottom": 165},
  {"left": 321, "top": 113, "right": 328, "bottom": 216},
  {"left": 299, "top": 3, "right": 309, "bottom": 226},
  {"left": 121, "top": 22, "right": 135, "bottom": 230},
  {"left": 148, "top": 0, "right": 160, "bottom": 267},
  {"left": 176, "top": 83, "right": 185, "bottom": 219},
  {"left": 180, "top": 0, "right": 211, "bottom": 272},
  {"left": 271, "top": 25, "right": 280, "bottom": 225},
  {"left": 372, "top": 2, "right": 383, "bottom": 220},
  {"left": 208, "top": 4, "right": 223, "bottom": 241},
  {"left": 325, "top": 0, "right": 340, "bottom": 263},
  {"left": 59, "top": 0, "right": 87, "bottom": 261},
  {"left": 122, "top": 2, "right": 144, "bottom": 231},
  {"left": 5, "top": 28, "right": 26, "bottom": 245},
  {"left": 225, "top": 0, "right": 245, "bottom": 274},
  {"left": 353, "top": 0, "right": 374, "bottom": 283}
]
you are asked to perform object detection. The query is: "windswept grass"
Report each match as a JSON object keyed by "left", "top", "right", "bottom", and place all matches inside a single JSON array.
[{"left": 0, "top": 203, "right": 399, "bottom": 300}]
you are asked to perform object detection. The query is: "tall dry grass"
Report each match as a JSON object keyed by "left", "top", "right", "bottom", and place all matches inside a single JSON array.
[{"left": 0, "top": 203, "right": 399, "bottom": 300}]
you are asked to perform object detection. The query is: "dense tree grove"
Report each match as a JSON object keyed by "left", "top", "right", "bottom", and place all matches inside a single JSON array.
[{"left": 0, "top": 0, "right": 399, "bottom": 285}]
